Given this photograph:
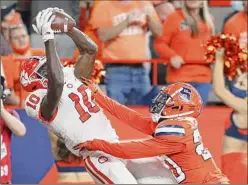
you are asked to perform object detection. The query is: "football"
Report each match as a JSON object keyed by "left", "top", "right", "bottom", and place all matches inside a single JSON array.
[{"left": 33, "top": 10, "right": 76, "bottom": 33}]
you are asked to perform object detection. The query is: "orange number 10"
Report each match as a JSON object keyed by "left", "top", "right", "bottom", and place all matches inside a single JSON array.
[{"left": 68, "top": 85, "right": 100, "bottom": 123}]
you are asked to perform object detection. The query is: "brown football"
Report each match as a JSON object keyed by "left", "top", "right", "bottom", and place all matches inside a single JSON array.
[{"left": 32, "top": 10, "right": 76, "bottom": 34}]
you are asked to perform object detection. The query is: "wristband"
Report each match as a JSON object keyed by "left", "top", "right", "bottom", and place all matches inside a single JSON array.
[{"left": 43, "top": 32, "right": 54, "bottom": 42}]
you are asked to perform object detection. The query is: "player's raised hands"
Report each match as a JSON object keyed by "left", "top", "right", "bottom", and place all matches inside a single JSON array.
[{"left": 32, "top": 8, "right": 55, "bottom": 42}]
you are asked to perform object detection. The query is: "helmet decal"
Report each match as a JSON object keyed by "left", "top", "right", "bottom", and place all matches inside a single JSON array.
[
  {"left": 20, "top": 70, "right": 30, "bottom": 87},
  {"left": 179, "top": 87, "right": 192, "bottom": 102},
  {"left": 20, "top": 56, "right": 48, "bottom": 92}
]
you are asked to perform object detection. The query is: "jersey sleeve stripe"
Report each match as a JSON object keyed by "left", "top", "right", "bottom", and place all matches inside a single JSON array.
[
  {"left": 155, "top": 132, "right": 185, "bottom": 136},
  {"left": 158, "top": 125, "right": 184, "bottom": 129},
  {"left": 156, "top": 127, "right": 185, "bottom": 134}
]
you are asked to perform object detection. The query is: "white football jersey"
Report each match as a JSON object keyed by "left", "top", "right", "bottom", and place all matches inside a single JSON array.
[{"left": 24, "top": 67, "right": 119, "bottom": 157}]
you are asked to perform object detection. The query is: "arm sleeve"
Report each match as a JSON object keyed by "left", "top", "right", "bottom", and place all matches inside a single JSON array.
[
  {"left": 154, "top": 13, "right": 178, "bottom": 60},
  {"left": 87, "top": 137, "right": 185, "bottom": 159},
  {"left": 95, "top": 90, "right": 156, "bottom": 135}
]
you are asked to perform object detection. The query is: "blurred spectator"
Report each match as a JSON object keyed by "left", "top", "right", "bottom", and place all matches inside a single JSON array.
[
  {"left": 223, "top": 0, "right": 247, "bottom": 49},
  {"left": 90, "top": 0, "right": 162, "bottom": 105},
  {"left": 1, "top": 3, "right": 23, "bottom": 41},
  {"left": 150, "top": 1, "right": 177, "bottom": 85},
  {"left": 0, "top": 75, "right": 26, "bottom": 184},
  {"left": 8, "top": 25, "right": 44, "bottom": 59},
  {"left": 0, "top": 33, "right": 12, "bottom": 56},
  {"left": 1, "top": 25, "right": 45, "bottom": 107},
  {"left": 154, "top": 0, "right": 215, "bottom": 106},
  {"left": 72, "top": 1, "right": 103, "bottom": 62}
]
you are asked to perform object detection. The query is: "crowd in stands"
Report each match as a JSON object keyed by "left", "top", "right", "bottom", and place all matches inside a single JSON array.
[{"left": 1, "top": 0, "right": 246, "bottom": 108}]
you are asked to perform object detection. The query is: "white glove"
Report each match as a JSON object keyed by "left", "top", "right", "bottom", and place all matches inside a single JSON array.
[
  {"left": 32, "top": 8, "right": 55, "bottom": 42},
  {"left": 53, "top": 7, "right": 64, "bottom": 13}
]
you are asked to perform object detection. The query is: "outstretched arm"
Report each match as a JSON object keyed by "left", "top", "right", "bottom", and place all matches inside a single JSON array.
[
  {"left": 82, "top": 78, "right": 156, "bottom": 135},
  {"left": 95, "top": 90, "right": 156, "bottom": 135},
  {"left": 32, "top": 9, "right": 64, "bottom": 121},
  {"left": 40, "top": 39, "right": 64, "bottom": 121},
  {"left": 74, "top": 137, "right": 185, "bottom": 159},
  {"left": 67, "top": 27, "right": 98, "bottom": 79},
  {"left": 213, "top": 49, "right": 247, "bottom": 113}
]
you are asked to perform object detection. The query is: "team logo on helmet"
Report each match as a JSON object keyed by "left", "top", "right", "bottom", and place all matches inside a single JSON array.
[
  {"left": 20, "top": 70, "right": 30, "bottom": 87},
  {"left": 179, "top": 87, "right": 192, "bottom": 102},
  {"left": 150, "top": 83, "right": 202, "bottom": 121}
]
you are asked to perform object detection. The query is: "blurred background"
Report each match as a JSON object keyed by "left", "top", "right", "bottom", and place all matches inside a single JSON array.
[{"left": 0, "top": 0, "right": 247, "bottom": 184}]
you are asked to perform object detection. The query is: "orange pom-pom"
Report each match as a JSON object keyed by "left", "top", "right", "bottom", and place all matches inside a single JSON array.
[
  {"left": 239, "top": 49, "right": 248, "bottom": 73},
  {"left": 204, "top": 34, "right": 247, "bottom": 80}
]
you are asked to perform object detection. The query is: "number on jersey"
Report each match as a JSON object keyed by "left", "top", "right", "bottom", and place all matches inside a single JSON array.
[
  {"left": 69, "top": 85, "right": 100, "bottom": 123},
  {"left": 193, "top": 129, "right": 212, "bottom": 161},
  {"left": 26, "top": 94, "right": 41, "bottom": 110},
  {"left": 164, "top": 156, "right": 186, "bottom": 183}
]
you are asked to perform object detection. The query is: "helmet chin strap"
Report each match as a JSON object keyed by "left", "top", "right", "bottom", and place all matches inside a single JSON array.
[
  {"left": 151, "top": 111, "right": 195, "bottom": 122},
  {"left": 151, "top": 113, "right": 161, "bottom": 123},
  {"left": 161, "top": 111, "right": 195, "bottom": 119}
]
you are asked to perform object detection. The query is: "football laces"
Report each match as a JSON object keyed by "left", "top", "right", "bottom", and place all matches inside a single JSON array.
[{"left": 53, "top": 29, "right": 61, "bottom": 33}]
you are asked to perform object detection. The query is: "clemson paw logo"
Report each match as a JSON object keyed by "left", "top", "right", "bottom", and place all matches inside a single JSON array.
[
  {"left": 20, "top": 71, "right": 30, "bottom": 86},
  {"left": 98, "top": 156, "right": 108, "bottom": 164}
]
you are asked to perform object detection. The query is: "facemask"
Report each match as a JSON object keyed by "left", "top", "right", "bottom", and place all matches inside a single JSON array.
[
  {"left": 228, "top": 81, "right": 247, "bottom": 98},
  {"left": 231, "top": 0, "right": 244, "bottom": 11}
]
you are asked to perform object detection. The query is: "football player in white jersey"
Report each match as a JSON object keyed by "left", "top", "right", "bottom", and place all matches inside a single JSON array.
[{"left": 20, "top": 8, "right": 177, "bottom": 184}]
